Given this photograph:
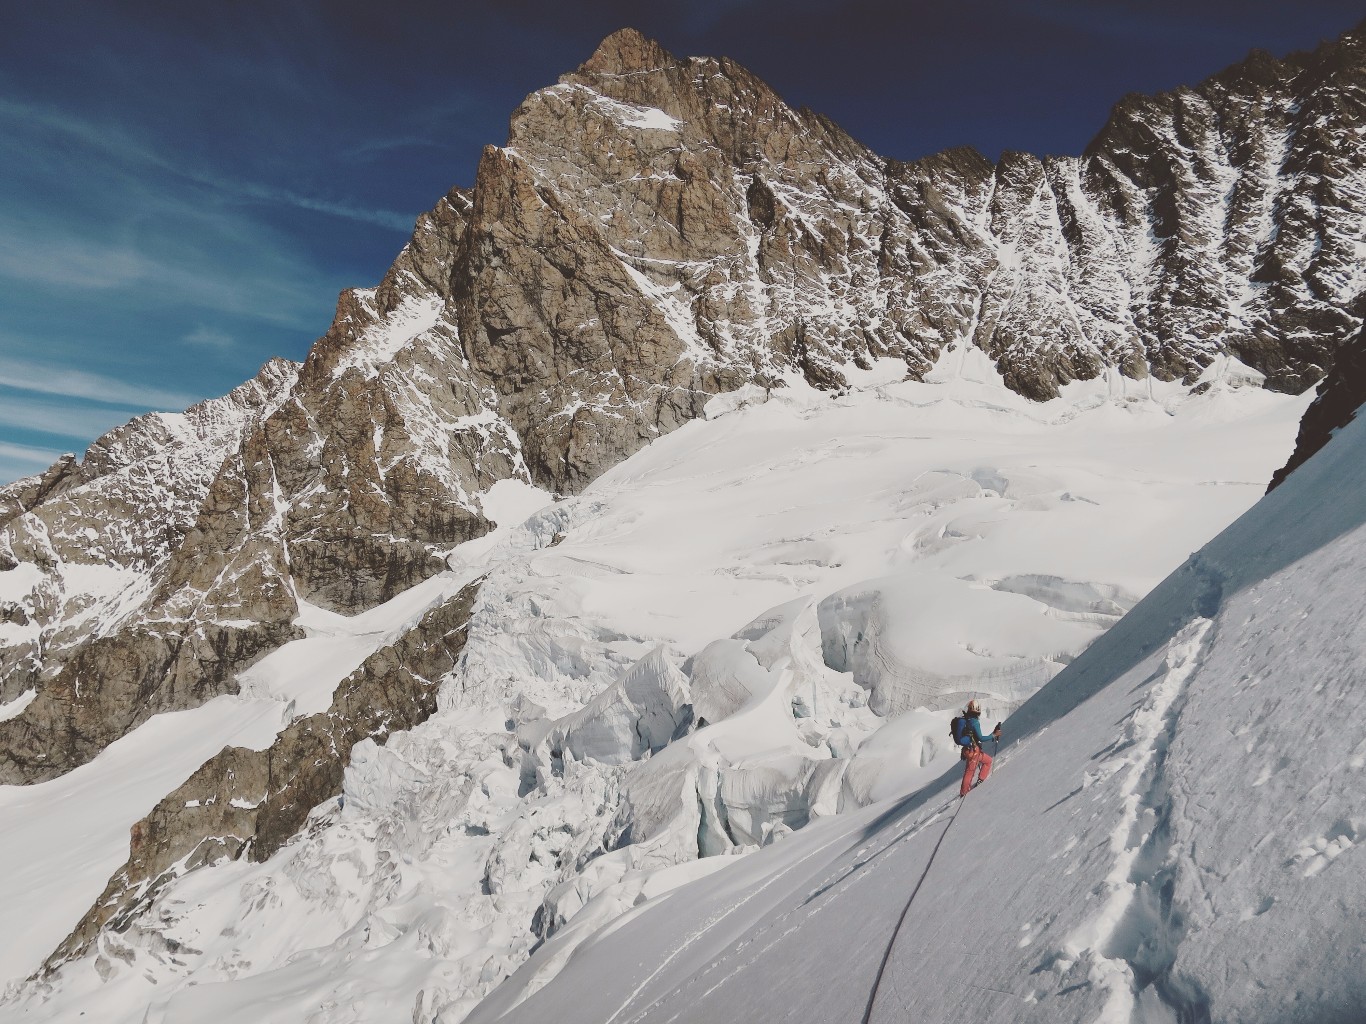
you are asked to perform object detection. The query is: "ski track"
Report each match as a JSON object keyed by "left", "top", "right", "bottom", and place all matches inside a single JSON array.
[
  {"left": 621, "top": 723, "right": 1036, "bottom": 1024},
  {"left": 604, "top": 777, "right": 963, "bottom": 1024},
  {"left": 1059, "top": 616, "right": 1213, "bottom": 1024},
  {"left": 860, "top": 797, "right": 968, "bottom": 1024},
  {"left": 652, "top": 806, "right": 954, "bottom": 1021},
  {"left": 602, "top": 820, "right": 864, "bottom": 1024},
  {"left": 642, "top": 755, "right": 1026, "bottom": 1024}
]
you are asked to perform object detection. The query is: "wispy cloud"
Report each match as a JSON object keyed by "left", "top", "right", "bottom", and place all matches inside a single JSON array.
[
  {"left": 0, "top": 98, "right": 168, "bottom": 172},
  {"left": 0, "top": 357, "right": 198, "bottom": 410},
  {"left": 0, "top": 100, "right": 405, "bottom": 333},
  {"left": 182, "top": 326, "right": 235, "bottom": 349},
  {"left": 0, "top": 391, "right": 148, "bottom": 443},
  {"left": 0, "top": 218, "right": 322, "bottom": 327},
  {"left": 0, "top": 235, "right": 151, "bottom": 291},
  {"left": 219, "top": 182, "right": 415, "bottom": 234},
  {"left": 342, "top": 134, "right": 446, "bottom": 161},
  {"left": 0, "top": 440, "right": 66, "bottom": 487},
  {"left": 0, "top": 97, "right": 415, "bottom": 233},
  {"left": 0, "top": 440, "right": 64, "bottom": 467},
  {"left": 226, "top": 180, "right": 415, "bottom": 232}
]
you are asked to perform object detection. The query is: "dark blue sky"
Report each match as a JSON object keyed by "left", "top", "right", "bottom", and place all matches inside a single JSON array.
[{"left": 1, "top": 0, "right": 1360, "bottom": 483}]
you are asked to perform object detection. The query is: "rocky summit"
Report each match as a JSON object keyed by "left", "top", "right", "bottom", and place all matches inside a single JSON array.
[{"left": 1, "top": 22, "right": 1365, "bottom": 1011}]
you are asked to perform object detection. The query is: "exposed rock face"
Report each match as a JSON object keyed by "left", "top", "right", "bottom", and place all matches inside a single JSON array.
[
  {"left": 4, "top": 359, "right": 298, "bottom": 574},
  {"left": 1, "top": 21, "right": 1365, "bottom": 819},
  {"left": 453, "top": 22, "right": 1366, "bottom": 452},
  {"left": 43, "top": 579, "right": 480, "bottom": 973},
  {"left": 0, "top": 359, "right": 300, "bottom": 753},
  {"left": 1270, "top": 323, "right": 1366, "bottom": 489},
  {"left": 0, "top": 454, "right": 87, "bottom": 533}
]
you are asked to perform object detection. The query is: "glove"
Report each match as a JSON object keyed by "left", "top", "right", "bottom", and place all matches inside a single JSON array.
[{"left": 993, "top": 723, "right": 1003, "bottom": 738}]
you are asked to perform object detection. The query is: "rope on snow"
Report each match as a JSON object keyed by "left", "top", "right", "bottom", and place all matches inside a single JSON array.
[{"left": 860, "top": 795, "right": 967, "bottom": 1024}]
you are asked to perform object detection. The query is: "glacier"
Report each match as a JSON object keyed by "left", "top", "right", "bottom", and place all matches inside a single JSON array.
[
  {"left": 463, "top": 354, "right": 1366, "bottom": 1024},
  {"left": 0, "top": 345, "right": 1314, "bottom": 1022}
]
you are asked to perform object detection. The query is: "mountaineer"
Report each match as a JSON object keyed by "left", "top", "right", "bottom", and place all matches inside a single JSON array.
[{"left": 951, "top": 699, "right": 1001, "bottom": 797}]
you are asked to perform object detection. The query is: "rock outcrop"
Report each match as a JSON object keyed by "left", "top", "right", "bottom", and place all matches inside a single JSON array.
[
  {"left": 42, "top": 579, "right": 481, "bottom": 973},
  {"left": 1270, "top": 322, "right": 1366, "bottom": 489},
  {"left": 0, "top": 359, "right": 300, "bottom": 763}
]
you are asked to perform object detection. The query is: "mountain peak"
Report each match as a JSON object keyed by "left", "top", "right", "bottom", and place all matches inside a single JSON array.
[{"left": 578, "top": 27, "right": 675, "bottom": 77}]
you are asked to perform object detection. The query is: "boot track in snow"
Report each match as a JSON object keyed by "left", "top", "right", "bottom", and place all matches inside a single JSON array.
[{"left": 1055, "top": 616, "right": 1215, "bottom": 1024}]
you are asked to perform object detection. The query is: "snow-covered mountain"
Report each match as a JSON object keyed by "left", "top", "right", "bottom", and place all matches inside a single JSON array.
[
  {"left": 1, "top": 20, "right": 1365, "bottom": 1024},
  {"left": 6, "top": 25, "right": 1366, "bottom": 781}
]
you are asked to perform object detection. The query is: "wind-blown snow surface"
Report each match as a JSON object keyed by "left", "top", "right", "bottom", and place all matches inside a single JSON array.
[
  {"left": 470, "top": 406, "right": 1366, "bottom": 1023},
  {"left": 2, "top": 352, "right": 1312, "bottom": 1022}
]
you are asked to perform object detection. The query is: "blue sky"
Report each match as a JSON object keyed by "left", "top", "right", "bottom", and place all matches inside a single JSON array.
[{"left": 2, "top": 0, "right": 1360, "bottom": 484}]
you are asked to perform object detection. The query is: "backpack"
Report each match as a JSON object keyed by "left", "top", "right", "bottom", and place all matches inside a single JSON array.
[{"left": 950, "top": 715, "right": 979, "bottom": 760}]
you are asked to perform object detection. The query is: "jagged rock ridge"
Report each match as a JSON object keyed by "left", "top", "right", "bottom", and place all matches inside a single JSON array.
[{"left": 0, "top": 359, "right": 301, "bottom": 775}]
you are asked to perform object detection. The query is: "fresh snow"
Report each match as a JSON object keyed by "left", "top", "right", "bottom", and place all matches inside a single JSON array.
[
  {"left": 468, "top": 404, "right": 1366, "bottom": 1024},
  {"left": 328, "top": 293, "right": 446, "bottom": 380},
  {"left": 620, "top": 105, "right": 682, "bottom": 132},
  {"left": 0, "top": 559, "right": 147, "bottom": 650},
  {"left": 0, "top": 356, "right": 1317, "bottom": 1023},
  {"left": 546, "top": 83, "right": 683, "bottom": 133},
  {"left": 0, "top": 696, "right": 285, "bottom": 985}
]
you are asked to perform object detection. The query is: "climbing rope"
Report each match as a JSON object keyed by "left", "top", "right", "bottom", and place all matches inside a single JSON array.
[{"left": 859, "top": 794, "right": 967, "bottom": 1024}]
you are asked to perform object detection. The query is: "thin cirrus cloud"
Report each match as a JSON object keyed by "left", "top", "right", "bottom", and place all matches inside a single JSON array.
[
  {"left": 0, "top": 97, "right": 405, "bottom": 333},
  {"left": 0, "top": 171, "right": 327, "bottom": 329},
  {"left": 182, "top": 326, "right": 236, "bottom": 349},
  {"left": 0, "top": 97, "right": 415, "bottom": 234},
  {"left": 226, "top": 179, "right": 415, "bottom": 232},
  {"left": 0, "top": 440, "right": 65, "bottom": 486},
  {"left": 0, "top": 219, "right": 322, "bottom": 328},
  {"left": 0, "top": 235, "right": 150, "bottom": 292},
  {"left": 0, "top": 391, "right": 154, "bottom": 443},
  {"left": 0, "top": 89, "right": 386, "bottom": 484},
  {"left": 0, "top": 440, "right": 64, "bottom": 467},
  {"left": 0, "top": 356, "right": 198, "bottom": 410}
]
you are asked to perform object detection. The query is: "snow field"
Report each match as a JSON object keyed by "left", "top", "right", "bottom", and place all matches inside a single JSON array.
[
  {"left": 0, "top": 697, "right": 285, "bottom": 987},
  {"left": 2, "top": 351, "right": 1314, "bottom": 1022},
  {"left": 469, "top": 412, "right": 1366, "bottom": 1024}
]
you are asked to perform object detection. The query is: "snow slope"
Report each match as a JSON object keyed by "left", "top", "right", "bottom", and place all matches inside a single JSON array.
[
  {"left": 0, "top": 698, "right": 285, "bottom": 985},
  {"left": 467, "top": 386, "right": 1366, "bottom": 1023},
  {"left": 0, "top": 485, "right": 550, "bottom": 993},
  {"left": 2, "top": 353, "right": 1312, "bottom": 1022}
]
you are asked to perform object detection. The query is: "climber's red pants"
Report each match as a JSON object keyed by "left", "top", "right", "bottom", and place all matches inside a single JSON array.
[{"left": 960, "top": 749, "right": 992, "bottom": 797}]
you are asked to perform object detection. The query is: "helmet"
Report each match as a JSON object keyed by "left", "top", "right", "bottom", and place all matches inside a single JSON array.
[{"left": 966, "top": 699, "right": 981, "bottom": 715}]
